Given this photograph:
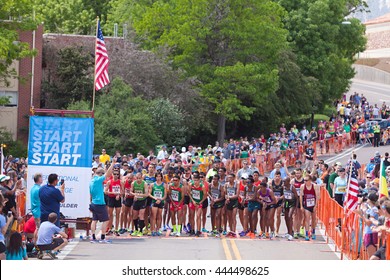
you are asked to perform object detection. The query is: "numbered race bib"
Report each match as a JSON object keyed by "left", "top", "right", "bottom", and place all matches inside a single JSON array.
[
  {"left": 306, "top": 198, "right": 315, "bottom": 207},
  {"left": 154, "top": 190, "right": 163, "bottom": 199},
  {"left": 192, "top": 190, "right": 201, "bottom": 200},
  {"left": 295, "top": 188, "right": 301, "bottom": 196},
  {"left": 338, "top": 187, "right": 346, "bottom": 193},
  {"left": 263, "top": 196, "right": 272, "bottom": 203},
  {"left": 125, "top": 188, "right": 131, "bottom": 196},
  {"left": 171, "top": 190, "right": 179, "bottom": 202},
  {"left": 284, "top": 192, "right": 292, "bottom": 200},
  {"left": 228, "top": 189, "right": 236, "bottom": 197},
  {"left": 212, "top": 193, "right": 219, "bottom": 200},
  {"left": 112, "top": 185, "right": 121, "bottom": 194},
  {"left": 135, "top": 189, "right": 143, "bottom": 198}
]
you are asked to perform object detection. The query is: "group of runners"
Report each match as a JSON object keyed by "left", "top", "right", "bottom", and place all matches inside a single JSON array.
[{"left": 97, "top": 156, "right": 320, "bottom": 241}]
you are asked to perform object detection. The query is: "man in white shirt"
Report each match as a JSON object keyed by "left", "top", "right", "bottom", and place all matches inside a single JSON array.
[{"left": 157, "top": 146, "right": 168, "bottom": 161}]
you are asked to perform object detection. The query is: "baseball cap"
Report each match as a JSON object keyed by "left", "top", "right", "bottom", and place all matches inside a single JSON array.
[
  {"left": 336, "top": 162, "right": 342, "bottom": 166},
  {"left": 0, "top": 175, "right": 11, "bottom": 182},
  {"left": 375, "top": 151, "right": 380, "bottom": 157},
  {"left": 182, "top": 147, "right": 186, "bottom": 152},
  {"left": 368, "top": 192, "right": 379, "bottom": 203},
  {"left": 197, "top": 147, "right": 202, "bottom": 150}
]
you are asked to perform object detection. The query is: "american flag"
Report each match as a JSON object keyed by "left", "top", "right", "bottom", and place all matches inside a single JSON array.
[
  {"left": 95, "top": 21, "right": 110, "bottom": 90},
  {"left": 344, "top": 175, "right": 359, "bottom": 212}
]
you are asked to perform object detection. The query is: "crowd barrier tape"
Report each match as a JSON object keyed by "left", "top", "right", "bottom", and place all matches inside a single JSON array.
[{"left": 317, "top": 187, "right": 389, "bottom": 260}]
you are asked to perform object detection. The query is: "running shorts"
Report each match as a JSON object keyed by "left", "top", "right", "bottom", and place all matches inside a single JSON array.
[
  {"left": 133, "top": 199, "right": 147, "bottom": 211},
  {"left": 107, "top": 196, "right": 122, "bottom": 208}
]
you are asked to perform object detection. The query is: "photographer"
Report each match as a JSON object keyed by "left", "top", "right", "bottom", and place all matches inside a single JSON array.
[
  {"left": 0, "top": 174, "right": 22, "bottom": 220},
  {"left": 39, "top": 174, "right": 65, "bottom": 227},
  {"left": 0, "top": 193, "right": 14, "bottom": 260}
]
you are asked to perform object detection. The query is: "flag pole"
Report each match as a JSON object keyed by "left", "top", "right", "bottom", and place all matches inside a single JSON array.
[
  {"left": 341, "top": 152, "right": 354, "bottom": 259},
  {"left": 92, "top": 16, "right": 99, "bottom": 112}
]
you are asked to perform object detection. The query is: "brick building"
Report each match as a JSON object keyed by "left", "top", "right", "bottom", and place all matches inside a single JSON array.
[{"left": 0, "top": 25, "right": 43, "bottom": 144}]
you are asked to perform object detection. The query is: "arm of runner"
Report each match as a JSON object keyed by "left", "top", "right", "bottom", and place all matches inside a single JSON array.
[
  {"left": 162, "top": 184, "right": 168, "bottom": 201},
  {"left": 104, "top": 180, "right": 111, "bottom": 195},
  {"left": 214, "top": 186, "right": 225, "bottom": 204},
  {"left": 198, "top": 185, "right": 207, "bottom": 206},
  {"left": 299, "top": 185, "right": 304, "bottom": 207},
  {"left": 105, "top": 156, "right": 117, "bottom": 179},
  {"left": 141, "top": 181, "right": 149, "bottom": 198},
  {"left": 269, "top": 189, "right": 277, "bottom": 204}
]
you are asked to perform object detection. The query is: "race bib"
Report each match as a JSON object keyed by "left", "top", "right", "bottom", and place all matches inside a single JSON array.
[
  {"left": 125, "top": 188, "right": 130, "bottom": 196},
  {"left": 246, "top": 192, "right": 254, "bottom": 200},
  {"left": 306, "top": 198, "right": 315, "bottom": 207},
  {"left": 227, "top": 189, "right": 235, "bottom": 197},
  {"left": 112, "top": 185, "right": 121, "bottom": 194},
  {"left": 154, "top": 190, "right": 163, "bottom": 199},
  {"left": 263, "top": 196, "right": 272, "bottom": 203},
  {"left": 284, "top": 192, "right": 292, "bottom": 200},
  {"left": 295, "top": 188, "right": 301, "bottom": 196},
  {"left": 192, "top": 190, "right": 201, "bottom": 200},
  {"left": 171, "top": 190, "right": 179, "bottom": 202},
  {"left": 338, "top": 187, "right": 346, "bottom": 193},
  {"left": 135, "top": 189, "right": 143, "bottom": 198}
]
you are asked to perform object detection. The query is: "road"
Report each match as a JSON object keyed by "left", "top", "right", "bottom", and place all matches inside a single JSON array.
[{"left": 347, "top": 78, "right": 390, "bottom": 105}]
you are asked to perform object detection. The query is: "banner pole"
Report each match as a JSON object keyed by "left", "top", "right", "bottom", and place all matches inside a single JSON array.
[{"left": 92, "top": 17, "right": 99, "bottom": 112}]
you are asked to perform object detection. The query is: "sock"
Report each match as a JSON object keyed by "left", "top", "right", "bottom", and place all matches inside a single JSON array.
[
  {"left": 101, "top": 234, "right": 105, "bottom": 240},
  {"left": 306, "top": 230, "right": 309, "bottom": 237},
  {"left": 173, "top": 225, "right": 177, "bottom": 232},
  {"left": 312, "top": 229, "right": 315, "bottom": 234},
  {"left": 139, "top": 220, "right": 145, "bottom": 232},
  {"left": 134, "top": 219, "right": 139, "bottom": 231},
  {"left": 92, "top": 234, "right": 96, "bottom": 240},
  {"left": 177, "top": 225, "right": 181, "bottom": 233}
]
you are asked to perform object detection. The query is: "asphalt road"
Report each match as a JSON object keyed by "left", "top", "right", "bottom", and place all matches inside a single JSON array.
[{"left": 347, "top": 78, "right": 390, "bottom": 105}]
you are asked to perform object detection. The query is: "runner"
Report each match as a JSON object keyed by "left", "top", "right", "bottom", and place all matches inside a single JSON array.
[
  {"left": 258, "top": 182, "right": 277, "bottom": 239},
  {"left": 120, "top": 173, "right": 134, "bottom": 234},
  {"left": 209, "top": 174, "right": 225, "bottom": 236},
  {"left": 189, "top": 175, "right": 207, "bottom": 237},
  {"left": 143, "top": 164, "right": 156, "bottom": 235},
  {"left": 300, "top": 175, "right": 320, "bottom": 241},
  {"left": 224, "top": 173, "right": 239, "bottom": 236},
  {"left": 199, "top": 172, "right": 209, "bottom": 233},
  {"left": 238, "top": 176, "right": 249, "bottom": 236},
  {"left": 162, "top": 168, "right": 175, "bottom": 231},
  {"left": 104, "top": 170, "right": 124, "bottom": 236},
  {"left": 168, "top": 175, "right": 185, "bottom": 237},
  {"left": 181, "top": 168, "right": 193, "bottom": 233},
  {"left": 218, "top": 167, "right": 228, "bottom": 235},
  {"left": 130, "top": 173, "right": 149, "bottom": 237},
  {"left": 283, "top": 178, "right": 298, "bottom": 241},
  {"left": 244, "top": 177, "right": 260, "bottom": 238},
  {"left": 149, "top": 172, "right": 168, "bottom": 236},
  {"left": 291, "top": 168, "right": 305, "bottom": 238},
  {"left": 271, "top": 171, "right": 284, "bottom": 236}
]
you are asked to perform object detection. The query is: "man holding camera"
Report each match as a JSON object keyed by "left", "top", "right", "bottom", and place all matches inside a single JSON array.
[{"left": 39, "top": 174, "right": 65, "bottom": 227}]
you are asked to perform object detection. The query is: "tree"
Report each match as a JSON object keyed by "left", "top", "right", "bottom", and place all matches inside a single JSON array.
[
  {"left": 131, "top": 0, "right": 289, "bottom": 143},
  {"left": 277, "top": 0, "right": 366, "bottom": 109},
  {"left": 41, "top": 46, "right": 93, "bottom": 109},
  {"left": 0, "top": 1, "right": 37, "bottom": 85},
  {"left": 149, "top": 98, "right": 188, "bottom": 146},
  {"left": 68, "top": 77, "right": 160, "bottom": 155}
]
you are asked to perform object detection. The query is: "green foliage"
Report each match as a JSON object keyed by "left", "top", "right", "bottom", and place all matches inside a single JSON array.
[
  {"left": 68, "top": 77, "right": 159, "bottom": 155},
  {"left": 0, "top": 0, "right": 37, "bottom": 85},
  {"left": 277, "top": 0, "right": 366, "bottom": 109},
  {"left": 0, "top": 127, "right": 27, "bottom": 158},
  {"left": 132, "top": 0, "right": 289, "bottom": 141},
  {"left": 42, "top": 47, "right": 93, "bottom": 109},
  {"left": 0, "top": 96, "right": 11, "bottom": 106},
  {"left": 149, "top": 98, "right": 188, "bottom": 146}
]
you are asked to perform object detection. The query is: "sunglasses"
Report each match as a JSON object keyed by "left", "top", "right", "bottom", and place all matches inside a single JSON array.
[
  {"left": 96, "top": 172, "right": 104, "bottom": 175},
  {"left": 113, "top": 173, "right": 120, "bottom": 176},
  {"left": 366, "top": 176, "right": 371, "bottom": 179}
]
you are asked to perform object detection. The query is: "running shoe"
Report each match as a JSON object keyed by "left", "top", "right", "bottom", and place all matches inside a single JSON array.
[
  {"left": 99, "top": 239, "right": 112, "bottom": 244},
  {"left": 305, "top": 235, "right": 310, "bottom": 241},
  {"left": 195, "top": 231, "right": 201, "bottom": 237},
  {"left": 137, "top": 232, "right": 143, "bottom": 237},
  {"left": 294, "top": 233, "right": 299, "bottom": 239},
  {"left": 261, "top": 233, "right": 266, "bottom": 239},
  {"left": 114, "top": 231, "right": 120, "bottom": 237},
  {"left": 265, "top": 232, "right": 270, "bottom": 239},
  {"left": 299, "top": 226, "right": 305, "bottom": 236},
  {"left": 119, "top": 228, "right": 127, "bottom": 234},
  {"left": 245, "top": 231, "right": 252, "bottom": 237},
  {"left": 287, "top": 234, "right": 293, "bottom": 241},
  {"left": 222, "top": 230, "right": 227, "bottom": 235},
  {"left": 176, "top": 231, "right": 181, "bottom": 237},
  {"left": 106, "top": 230, "right": 113, "bottom": 236},
  {"left": 151, "top": 231, "right": 156, "bottom": 237},
  {"left": 202, "top": 228, "right": 208, "bottom": 233},
  {"left": 90, "top": 239, "right": 99, "bottom": 244},
  {"left": 186, "top": 223, "right": 191, "bottom": 232},
  {"left": 157, "top": 231, "right": 162, "bottom": 236},
  {"left": 311, "top": 234, "right": 316, "bottom": 240},
  {"left": 239, "top": 230, "right": 247, "bottom": 237},
  {"left": 170, "top": 231, "right": 177, "bottom": 236},
  {"left": 128, "top": 229, "right": 133, "bottom": 234},
  {"left": 166, "top": 225, "right": 172, "bottom": 231},
  {"left": 131, "top": 230, "right": 139, "bottom": 236},
  {"left": 183, "top": 225, "right": 188, "bottom": 233},
  {"left": 270, "top": 232, "right": 275, "bottom": 240},
  {"left": 162, "top": 225, "right": 167, "bottom": 231}
]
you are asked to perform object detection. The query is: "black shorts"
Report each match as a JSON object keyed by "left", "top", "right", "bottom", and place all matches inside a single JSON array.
[
  {"left": 89, "top": 203, "right": 109, "bottom": 222},
  {"left": 146, "top": 197, "right": 153, "bottom": 207},
  {"left": 37, "top": 237, "right": 64, "bottom": 251},
  {"left": 226, "top": 199, "right": 238, "bottom": 210},
  {"left": 202, "top": 198, "right": 209, "bottom": 209},
  {"left": 284, "top": 200, "right": 296, "bottom": 209},
  {"left": 107, "top": 196, "right": 122, "bottom": 208},
  {"left": 212, "top": 202, "right": 224, "bottom": 209},
  {"left": 104, "top": 194, "right": 109, "bottom": 206},
  {"left": 238, "top": 203, "right": 247, "bottom": 210},
  {"left": 373, "top": 245, "right": 386, "bottom": 260},
  {"left": 123, "top": 197, "right": 134, "bottom": 208},
  {"left": 303, "top": 206, "right": 314, "bottom": 213},
  {"left": 276, "top": 199, "right": 283, "bottom": 208},
  {"left": 0, "top": 242, "right": 5, "bottom": 254},
  {"left": 184, "top": 195, "right": 190, "bottom": 205},
  {"left": 265, "top": 204, "right": 277, "bottom": 210},
  {"left": 152, "top": 201, "right": 165, "bottom": 209},
  {"left": 133, "top": 199, "right": 147, "bottom": 211}
]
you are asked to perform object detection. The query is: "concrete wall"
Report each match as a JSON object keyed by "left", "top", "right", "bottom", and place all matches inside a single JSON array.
[
  {"left": 0, "top": 107, "right": 18, "bottom": 140},
  {"left": 353, "top": 64, "right": 390, "bottom": 83}
]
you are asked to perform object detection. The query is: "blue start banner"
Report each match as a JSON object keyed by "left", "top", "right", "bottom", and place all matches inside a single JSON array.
[{"left": 28, "top": 116, "right": 94, "bottom": 167}]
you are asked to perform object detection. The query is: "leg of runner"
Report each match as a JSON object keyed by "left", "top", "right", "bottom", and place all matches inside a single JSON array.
[
  {"left": 114, "top": 206, "right": 121, "bottom": 235},
  {"left": 259, "top": 208, "right": 266, "bottom": 237},
  {"left": 304, "top": 209, "right": 311, "bottom": 240},
  {"left": 202, "top": 199, "right": 208, "bottom": 232},
  {"left": 275, "top": 206, "right": 283, "bottom": 236},
  {"left": 120, "top": 204, "right": 127, "bottom": 233},
  {"left": 267, "top": 207, "right": 276, "bottom": 239},
  {"left": 189, "top": 206, "right": 195, "bottom": 235},
  {"left": 157, "top": 207, "right": 163, "bottom": 235},
  {"left": 107, "top": 207, "right": 114, "bottom": 234},
  {"left": 132, "top": 209, "right": 139, "bottom": 236},
  {"left": 196, "top": 207, "right": 202, "bottom": 236},
  {"left": 244, "top": 207, "right": 251, "bottom": 236},
  {"left": 210, "top": 207, "right": 216, "bottom": 233},
  {"left": 232, "top": 207, "right": 237, "bottom": 233},
  {"left": 251, "top": 208, "right": 259, "bottom": 237},
  {"left": 151, "top": 206, "right": 158, "bottom": 235},
  {"left": 129, "top": 206, "right": 133, "bottom": 232},
  {"left": 310, "top": 208, "right": 317, "bottom": 240},
  {"left": 215, "top": 207, "right": 222, "bottom": 234},
  {"left": 222, "top": 206, "right": 227, "bottom": 234},
  {"left": 138, "top": 208, "right": 146, "bottom": 237}
]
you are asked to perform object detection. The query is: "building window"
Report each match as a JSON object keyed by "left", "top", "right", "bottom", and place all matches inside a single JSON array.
[{"left": 0, "top": 91, "right": 18, "bottom": 106}]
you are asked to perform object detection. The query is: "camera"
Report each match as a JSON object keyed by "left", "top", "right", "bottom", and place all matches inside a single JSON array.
[
  {"left": 7, "top": 211, "right": 12, "bottom": 218},
  {"left": 60, "top": 179, "right": 65, "bottom": 185},
  {"left": 17, "top": 174, "right": 22, "bottom": 180},
  {"left": 357, "top": 190, "right": 368, "bottom": 202}
]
